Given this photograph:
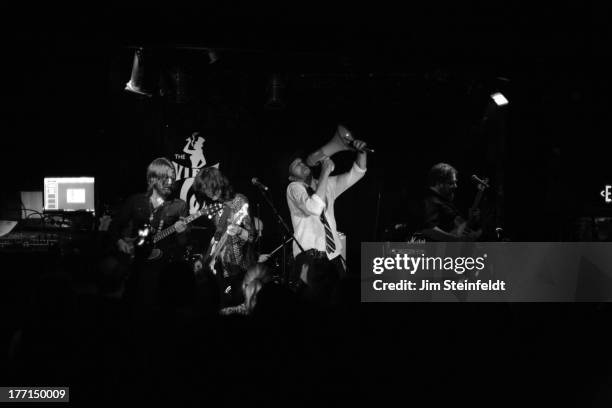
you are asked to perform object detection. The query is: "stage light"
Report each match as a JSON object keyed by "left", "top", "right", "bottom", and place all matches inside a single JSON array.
[
  {"left": 491, "top": 92, "right": 509, "bottom": 106},
  {"left": 125, "top": 48, "right": 156, "bottom": 97}
]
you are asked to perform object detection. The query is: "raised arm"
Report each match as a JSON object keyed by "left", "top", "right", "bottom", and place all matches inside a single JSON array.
[
  {"left": 287, "top": 182, "right": 326, "bottom": 216},
  {"left": 330, "top": 140, "right": 367, "bottom": 197},
  {"left": 354, "top": 140, "right": 368, "bottom": 171},
  {"left": 315, "top": 157, "right": 334, "bottom": 201}
]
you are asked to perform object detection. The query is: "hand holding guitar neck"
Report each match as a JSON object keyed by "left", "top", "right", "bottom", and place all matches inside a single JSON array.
[
  {"left": 134, "top": 202, "right": 223, "bottom": 262},
  {"left": 207, "top": 203, "right": 249, "bottom": 274},
  {"left": 227, "top": 223, "right": 247, "bottom": 240},
  {"left": 174, "top": 218, "right": 187, "bottom": 234}
]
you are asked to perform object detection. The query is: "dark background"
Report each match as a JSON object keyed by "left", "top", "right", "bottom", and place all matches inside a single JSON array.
[
  {"left": 2, "top": 5, "right": 611, "bottom": 264},
  {"left": 2, "top": 5, "right": 612, "bottom": 404}
]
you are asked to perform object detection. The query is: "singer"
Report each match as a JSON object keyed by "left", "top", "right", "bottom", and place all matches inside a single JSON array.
[{"left": 285, "top": 138, "right": 368, "bottom": 283}]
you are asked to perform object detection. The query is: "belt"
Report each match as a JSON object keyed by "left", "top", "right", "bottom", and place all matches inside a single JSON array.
[{"left": 300, "top": 248, "right": 328, "bottom": 259}]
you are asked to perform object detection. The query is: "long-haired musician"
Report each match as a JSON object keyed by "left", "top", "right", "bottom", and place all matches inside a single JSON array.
[
  {"left": 108, "top": 157, "right": 188, "bottom": 317},
  {"left": 110, "top": 157, "right": 188, "bottom": 258},
  {"left": 193, "top": 167, "right": 255, "bottom": 307}
]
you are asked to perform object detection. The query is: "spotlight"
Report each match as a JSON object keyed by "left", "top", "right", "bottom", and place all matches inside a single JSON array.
[
  {"left": 490, "top": 92, "right": 509, "bottom": 106},
  {"left": 125, "top": 48, "right": 156, "bottom": 97}
]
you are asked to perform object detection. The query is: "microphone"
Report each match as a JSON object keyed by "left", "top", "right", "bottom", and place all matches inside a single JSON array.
[
  {"left": 353, "top": 141, "right": 375, "bottom": 154},
  {"left": 471, "top": 175, "right": 490, "bottom": 188},
  {"left": 251, "top": 178, "right": 269, "bottom": 191}
]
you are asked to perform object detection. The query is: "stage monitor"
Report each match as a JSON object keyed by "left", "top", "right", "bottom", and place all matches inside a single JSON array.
[{"left": 44, "top": 177, "right": 95, "bottom": 214}]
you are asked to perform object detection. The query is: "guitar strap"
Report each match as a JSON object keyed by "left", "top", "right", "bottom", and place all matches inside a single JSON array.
[
  {"left": 213, "top": 202, "right": 231, "bottom": 241},
  {"left": 207, "top": 197, "right": 247, "bottom": 270},
  {"left": 148, "top": 203, "right": 160, "bottom": 235},
  {"left": 148, "top": 197, "right": 169, "bottom": 236}
]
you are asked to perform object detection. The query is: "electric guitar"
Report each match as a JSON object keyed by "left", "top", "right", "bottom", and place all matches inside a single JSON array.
[
  {"left": 132, "top": 202, "right": 223, "bottom": 262},
  {"left": 451, "top": 176, "right": 489, "bottom": 239},
  {"left": 204, "top": 203, "right": 249, "bottom": 275}
]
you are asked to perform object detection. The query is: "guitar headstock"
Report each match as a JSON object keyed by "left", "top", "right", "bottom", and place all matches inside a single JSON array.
[
  {"left": 478, "top": 177, "right": 489, "bottom": 191},
  {"left": 472, "top": 175, "right": 490, "bottom": 192},
  {"left": 477, "top": 177, "right": 490, "bottom": 192},
  {"left": 203, "top": 202, "right": 224, "bottom": 219},
  {"left": 233, "top": 203, "right": 249, "bottom": 225}
]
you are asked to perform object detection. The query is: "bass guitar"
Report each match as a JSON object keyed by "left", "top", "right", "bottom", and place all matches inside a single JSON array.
[{"left": 133, "top": 202, "right": 223, "bottom": 262}]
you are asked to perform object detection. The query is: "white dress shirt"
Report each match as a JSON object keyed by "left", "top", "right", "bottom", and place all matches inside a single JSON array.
[{"left": 286, "top": 162, "right": 366, "bottom": 260}]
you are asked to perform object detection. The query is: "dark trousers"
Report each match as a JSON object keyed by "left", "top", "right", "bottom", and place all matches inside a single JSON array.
[
  {"left": 294, "top": 250, "right": 345, "bottom": 279},
  {"left": 125, "top": 260, "right": 163, "bottom": 322},
  {"left": 216, "top": 263, "right": 246, "bottom": 308},
  {"left": 292, "top": 250, "right": 344, "bottom": 303}
]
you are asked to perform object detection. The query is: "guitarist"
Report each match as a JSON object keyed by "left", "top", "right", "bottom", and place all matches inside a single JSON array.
[
  {"left": 194, "top": 167, "right": 255, "bottom": 307},
  {"left": 110, "top": 157, "right": 188, "bottom": 259},
  {"left": 108, "top": 157, "right": 188, "bottom": 316},
  {"left": 419, "top": 163, "right": 482, "bottom": 242}
]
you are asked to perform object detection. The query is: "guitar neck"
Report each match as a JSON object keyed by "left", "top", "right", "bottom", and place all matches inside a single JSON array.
[
  {"left": 213, "top": 232, "right": 230, "bottom": 255},
  {"left": 209, "top": 203, "right": 248, "bottom": 258},
  {"left": 468, "top": 189, "right": 486, "bottom": 223},
  {"left": 471, "top": 191, "right": 484, "bottom": 212},
  {"left": 153, "top": 210, "right": 204, "bottom": 244}
]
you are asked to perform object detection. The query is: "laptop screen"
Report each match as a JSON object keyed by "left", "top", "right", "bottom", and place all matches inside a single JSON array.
[{"left": 43, "top": 177, "right": 95, "bottom": 213}]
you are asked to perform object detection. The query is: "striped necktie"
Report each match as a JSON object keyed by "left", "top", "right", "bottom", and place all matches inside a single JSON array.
[{"left": 306, "top": 185, "right": 336, "bottom": 254}]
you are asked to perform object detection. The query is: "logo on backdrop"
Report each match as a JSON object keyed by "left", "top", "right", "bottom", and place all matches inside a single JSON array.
[
  {"left": 602, "top": 185, "right": 612, "bottom": 204},
  {"left": 172, "top": 132, "right": 219, "bottom": 214}
]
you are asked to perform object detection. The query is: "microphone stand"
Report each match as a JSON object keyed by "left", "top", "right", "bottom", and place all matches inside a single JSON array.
[
  {"left": 256, "top": 202, "right": 262, "bottom": 254},
  {"left": 373, "top": 181, "right": 382, "bottom": 240},
  {"left": 254, "top": 185, "right": 305, "bottom": 285}
]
